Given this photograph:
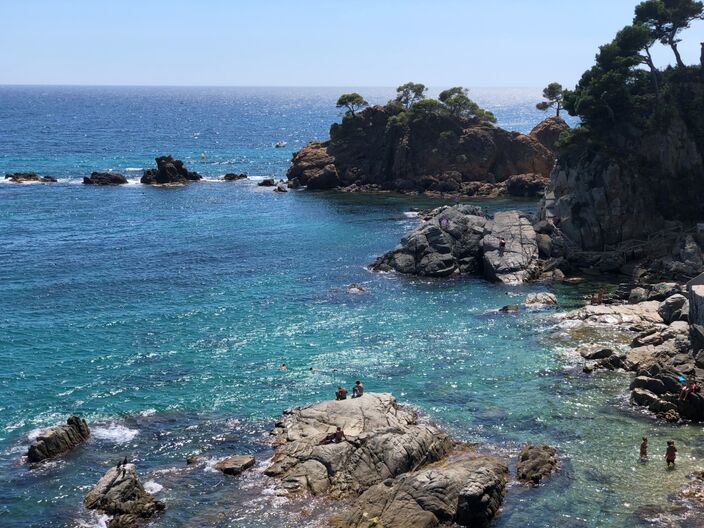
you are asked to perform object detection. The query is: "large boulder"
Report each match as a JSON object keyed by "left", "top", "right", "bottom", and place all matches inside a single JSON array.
[
  {"left": 332, "top": 454, "right": 508, "bottom": 528},
  {"left": 141, "top": 156, "right": 201, "bottom": 185},
  {"left": 525, "top": 292, "right": 558, "bottom": 306},
  {"left": 214, "top": 455, "right": 255, "bottom": 476},
  {"left": 529, "top": 116, "right": 569, "bottom": 152},
  {"left": 83, "top": 172, "right": 128, "bottom": 185},
  {"left": 5, "top": 172, "right": 57, "bottom": 183},
  {"left": 265, "top": 392, "right": 454, "bottom": 497},
  {"left": 26, "top": 416, "right": 90, "bottom": 463},
  {"left": 560, "top": 301, "right": 663, "bottom": 326},
  {"left": 658, "top": 294, "right": 689, "bottom": 324},
  {"left": 482, "top": 211, "right": 539, "bottom": 284},
  {"left": 504, "top": 173, "right": 547, "bottom": 197},
  {"left": 370, "top": 205, "right": 487, "bottom": 277},
  {"left": 84, "top": 464, "right": 164, "bottom": 528},
  {"left": 516, "top": 445, "right": 558, "bottom": 485}
]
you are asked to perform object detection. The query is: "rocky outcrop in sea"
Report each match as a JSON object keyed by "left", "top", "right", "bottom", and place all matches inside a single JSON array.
[
  {"left": 26, "top": 416, "right": 90, "bottom": 463},
  {"left": 83, "top": 172, "right": 128, "bottom": 185},
  {"left": 84, "top": 463, "right": 165, "bottom": 528},
  {"left": 5, "top": 172, "right": 57, "bottom": 183},
  {"left": 287, "top": 106, "right": 557, "bottom": 197},
  {"left": 141, "top": 156, "right": 202, "bottom": 185},
  {"left": 264, "top": 392, "right": 545, "bottom": 527},
  {"left": 370, "top": 205, "right": 547, "bottom": 284}
]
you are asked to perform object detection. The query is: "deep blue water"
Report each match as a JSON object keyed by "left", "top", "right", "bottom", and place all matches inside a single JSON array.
[{"left": 0, "top": 87, "right": 702, "bottom": 528}]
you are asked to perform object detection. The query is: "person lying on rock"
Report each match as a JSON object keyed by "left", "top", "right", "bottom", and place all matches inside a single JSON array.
[
  {"left": 336, "top": 386, "right": 348, "bottom": 400},
  {"left": 319, "top": 426, "right": 346, "bottom": 445},
  {"left": 665, "top": 441, "right": 677, "bottom": 468},
  {"left": 679, "top": 374, "right": 699, "bottom": 401},
  {"left": 352, "top": 380, "right": 364, "bottom": 398}
]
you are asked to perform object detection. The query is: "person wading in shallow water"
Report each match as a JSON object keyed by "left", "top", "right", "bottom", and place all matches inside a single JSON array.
[
  {"left": 640, "top": 437, "right": 648, "bottom": 459},
  {"left": 665, "top": 441, "right": 677, "bottom": 468}
]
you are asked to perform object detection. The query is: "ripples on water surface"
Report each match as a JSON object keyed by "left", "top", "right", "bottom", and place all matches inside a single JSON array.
[{"left": 1, "top": 87, "right": 703, "bottom": 527}]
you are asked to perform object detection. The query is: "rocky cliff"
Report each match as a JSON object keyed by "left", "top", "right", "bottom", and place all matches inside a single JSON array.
[{"left": 288, "top": 106, "right": 557, "bottom": 197}]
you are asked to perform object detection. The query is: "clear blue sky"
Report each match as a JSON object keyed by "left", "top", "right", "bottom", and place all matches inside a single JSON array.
[{"left": 1, "top": 0, "right": 702, "bottom": 87}]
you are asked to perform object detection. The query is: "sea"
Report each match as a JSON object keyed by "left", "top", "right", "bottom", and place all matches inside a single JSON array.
[{"left": 1, "top": 86, "right": 702, "bottom": 527}]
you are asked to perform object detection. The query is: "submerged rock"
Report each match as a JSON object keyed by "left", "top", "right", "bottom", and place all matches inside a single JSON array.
[
  {"left": 265, "top": 392, "right": 453, "bottom": 497},
  {"left": 141, "top": 156, "right": 202, "bottom": 185},
  {"left": 84, "top": 464, "right": 164, "bottom": 528},
  {"left": 214, "top": 455, "right": 255, "bottom": 476},
  {"left": 332, "top": 453, "right": 508, "bottom": 528},
  {"left": 83, "top": 172, "right": 128, "bottom": 185},
  {"left": 27, "top": 416, "right": 90, "bottom": 463},
  {"left": 516, "top": 444, "right": 558, "bottom": 485},
  {"left": 525, "top": 292, "right": 557, "bottom": 306},
  {"left": 5, "top": 172, "right": 57, "bottom": 183}
]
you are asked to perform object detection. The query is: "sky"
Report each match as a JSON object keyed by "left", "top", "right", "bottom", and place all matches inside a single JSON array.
[{"left": 1, "top": 0, "right": 702, "bottom": 87}]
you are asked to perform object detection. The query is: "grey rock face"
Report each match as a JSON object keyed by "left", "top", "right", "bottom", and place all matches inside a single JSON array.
[
  {"left": 658, "top": 294, "right": 689, "bottom": 324},
  {"left": 332, "top": 454, "right": 508, "bottom": 528},
  {"left": 370, "top": 205, "right": 487, "bottom": 277},
  {"left": 265, "top": 393, "right": 453, "bottom": 497},
  {"left": 84, "top": 464, "right": 164, "bottom": 528},
  {"left": 371, "top": 206, "right": 539, "bottom": 284},
  {"left": 482, "top": 211, "right": 539, "bottom": 284},
  {"left": 27, "top": 416, "right": 90, "bottom": 463}
]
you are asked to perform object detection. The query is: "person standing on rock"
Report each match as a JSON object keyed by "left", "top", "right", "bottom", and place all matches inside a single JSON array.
[
  {"left": 352, "top": 380, "right": 364, "bottom": 398},
  {"left": 499, "top": 237, "right": 506, "bottom": 254},
  {"left": 336, "top": 386, "right": 348, "bottom": 400},
  {"left": 665, "top": 441, "right": 677, "bottom": 468},
  {"left": 640, "top": 437, "right": 648, "bottom": 459}
]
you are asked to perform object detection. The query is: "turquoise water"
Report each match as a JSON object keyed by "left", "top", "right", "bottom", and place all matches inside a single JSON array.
[{"left": 1, "top": 87, "right": 702, "bottom": 527}]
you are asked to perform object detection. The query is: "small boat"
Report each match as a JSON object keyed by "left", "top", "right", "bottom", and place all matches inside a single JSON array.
[{"left": 274, "top": 141, "right": 287, "bottom": 148}]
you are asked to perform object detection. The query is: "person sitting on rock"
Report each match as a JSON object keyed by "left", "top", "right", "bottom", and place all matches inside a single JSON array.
[
  {"left": 640, "top": 437, "right": 648, "bottom": 459},
  {"left": 319, "top": 426, "right": 346, "bottom": 445},
  {"left": 352, "top": 380, "right": 364, "bottom": 398},
  {"left": 665, "top": 441, "right": 677, "bottom": 468},
  {"left": 335, "top": 386, "right": 348, "bottom": 400},
  {"left": 679, "top": 374, "right": 698, "bottom": 401}
]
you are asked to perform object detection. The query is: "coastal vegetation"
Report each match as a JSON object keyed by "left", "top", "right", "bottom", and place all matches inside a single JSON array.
[
  {"left": 536, "top": 82, "right": 564, "bottom": 116},
  {"left": 558, "top": 0, "right": 704, "bottom": 150}
]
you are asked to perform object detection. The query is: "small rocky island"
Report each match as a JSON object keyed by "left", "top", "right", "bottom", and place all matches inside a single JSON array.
[
  {"left": 287, "top": 84, "right": 567, "bottom": 197},
  {"left": 141, "top": 155, "right": 202, "bottom": 185},
  {"left": 265, "top": 392, "right": 553, "bottom": 527}
]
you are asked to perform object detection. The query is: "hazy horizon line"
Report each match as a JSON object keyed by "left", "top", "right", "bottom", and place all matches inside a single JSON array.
[{"left": 0, "top": 83, "right": 545, "bottom": 90}]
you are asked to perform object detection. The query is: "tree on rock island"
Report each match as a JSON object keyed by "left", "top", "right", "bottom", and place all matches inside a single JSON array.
[
  {"left": 438, "top": 87, "right": 497, "bottom": 122},
  {"left": 336, "top": 93, "right": 368, "bottom": 116},
  {"left": 536, "top": 82, "right": 564, "bottom": 116},
  {"left": 395, "top": 82, "right": 427, "bottom": 109}
]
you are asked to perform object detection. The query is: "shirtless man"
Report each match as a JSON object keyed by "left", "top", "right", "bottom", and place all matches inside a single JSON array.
[
  {"left": 319, "top": 427, "right": 346, "bottom": 445},
  {"left": 336, "top": 386, "right": 348, "bottom": 400},
  {"left": 640, "top": 437, "right": 648, "bottom": 459},
  {"left": 352, "top": 380, "right": 364, "bottom": 398}
]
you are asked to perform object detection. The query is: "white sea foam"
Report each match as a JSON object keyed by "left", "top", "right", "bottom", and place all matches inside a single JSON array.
[
  {"left": 143, "top": 480, "right": 164, "bottom": 494},
  {"left": 123, "top": 167, "right": 144, "bottom": 172},
  {"left": 91, "top": 423, "right": 139, "bottom": 443},
  {"left": 403, "top": 211, "right": 419, "bottom": 218}
]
